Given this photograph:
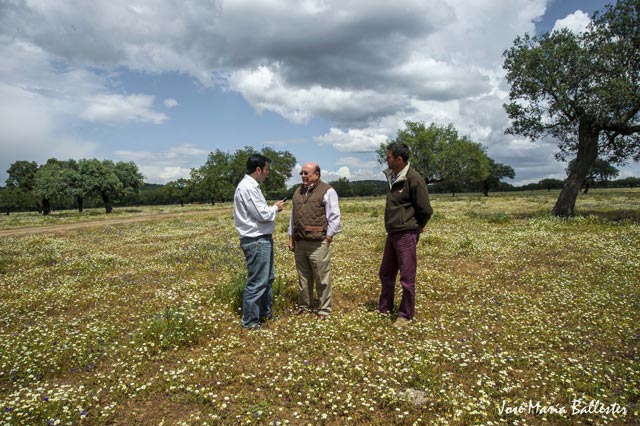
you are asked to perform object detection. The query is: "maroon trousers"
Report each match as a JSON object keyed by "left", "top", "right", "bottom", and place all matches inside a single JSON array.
[{"left": 378, "top": 229, "right": 420, "bottom": 320}]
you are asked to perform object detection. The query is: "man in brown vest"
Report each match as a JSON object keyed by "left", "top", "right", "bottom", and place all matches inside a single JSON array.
[{"left": 288, "top": 162, "right": 341, "bottom": 319}]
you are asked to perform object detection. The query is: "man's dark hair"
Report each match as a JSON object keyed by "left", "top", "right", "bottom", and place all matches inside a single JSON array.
[
  {"left": 246, "top": 154, "right": 271, "bottom": 174},
  {"left": 387, "top": 142, "right": 410, "bottom": 163}
]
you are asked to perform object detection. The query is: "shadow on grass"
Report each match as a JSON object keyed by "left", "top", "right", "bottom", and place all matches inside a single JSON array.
[
  {"left": 512, "top": 209, "right": 640, "bottom": 223},
  {"left": 577, "top": 209, "right": 640, "bottom": 223},
  {"left": 360, "top": 300, "right": 378, "bottom": 312}
]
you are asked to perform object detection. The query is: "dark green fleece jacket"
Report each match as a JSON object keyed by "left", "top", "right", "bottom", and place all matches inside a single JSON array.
[{"left": 383, "top": 165, "right": 433, "bottom": 234}]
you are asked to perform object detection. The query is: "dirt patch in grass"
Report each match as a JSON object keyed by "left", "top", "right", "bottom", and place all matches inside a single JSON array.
[{"left": 0, "top": 210, "right": 215, "bottom": 237}]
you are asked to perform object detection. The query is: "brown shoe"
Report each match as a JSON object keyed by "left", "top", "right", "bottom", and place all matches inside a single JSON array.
[{"left": 392, "top": 317, "right": 411, "bottom": 328}]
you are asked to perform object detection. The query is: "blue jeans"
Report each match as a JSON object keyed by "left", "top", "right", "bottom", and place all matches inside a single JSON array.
[{"left": 240, "top": 235, "right": 274, "bottom": 328}]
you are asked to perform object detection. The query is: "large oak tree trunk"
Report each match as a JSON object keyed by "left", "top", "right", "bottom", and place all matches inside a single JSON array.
[
  {"left": 553, "top": 122, "right": 599, "bottom": 217},
  {"left": 481, "top": 181, "right": 490, "bottom": 197},
  {"left": 102, "top": 191, "right": 113, "bottom": 213},
  {"left": 42, "top": 198, "right": 51, "bottom": 216}
]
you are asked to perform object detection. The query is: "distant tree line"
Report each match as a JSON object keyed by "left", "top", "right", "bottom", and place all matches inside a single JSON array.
[
  {"left": 464, "top": 157, "right": 637, "bottom": 194},
  {"left": 148, "top": 137, "right": 633, "bottom": 201},
  {"left": 1, "top": 122, "right": 517, "bottom": 214},
  {"left": 0, "top": 159, "right": 144, "bottom": 215},
  {"left": 0, "top": 147, "right": 296, "bottom": 214},
  {"left": 4, "top": 123, "right": 636, "bottom": 214},
  {"left": 474, "top": 176, "right": 639, "bottom": 193}
]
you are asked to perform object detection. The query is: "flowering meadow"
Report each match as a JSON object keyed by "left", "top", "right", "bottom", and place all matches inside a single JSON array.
[{"left": 1, "top": 189, "right": 639, "bottom": 425}]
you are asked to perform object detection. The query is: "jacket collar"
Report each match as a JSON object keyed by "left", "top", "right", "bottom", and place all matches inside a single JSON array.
[{"left": 384, "top": 163, "right": 410, "bottom": 188}]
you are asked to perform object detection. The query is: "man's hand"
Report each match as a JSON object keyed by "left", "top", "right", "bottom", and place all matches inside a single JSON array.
[{"left": 274, "top": 200, "right": 285, "bottom": 212}]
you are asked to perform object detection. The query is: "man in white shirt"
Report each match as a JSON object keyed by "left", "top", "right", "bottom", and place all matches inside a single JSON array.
[
  {"left": 288, "top": 162, "right": 341, "bottom": 319},
  {"left": 234, "top": 154, "right": 285, "bottom": 330}
]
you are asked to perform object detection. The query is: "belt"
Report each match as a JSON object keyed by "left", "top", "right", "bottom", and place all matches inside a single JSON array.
[{"left": 240, "top": 234, "right": 272, "bottom": 242}]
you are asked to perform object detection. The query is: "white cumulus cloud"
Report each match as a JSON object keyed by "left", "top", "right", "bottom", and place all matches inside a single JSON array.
[
  {"left": 552, "top": 10, "right": 592, "bottom": 34},
  {"left": 163, "top": 98, "right": 179, "bottom": 108},
  {"left": 4, "top": 0, "right": 630, "bottom": 186},
  {"left": 315, "top": 128, "right": 391, "bottom": 153},
  {"left": 81, "top": 94, "right": 167, "bottom": 124}
]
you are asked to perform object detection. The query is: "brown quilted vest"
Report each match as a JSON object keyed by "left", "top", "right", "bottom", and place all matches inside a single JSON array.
[{"left": 292, "top": 181, "right": 331, "bottom": 241}]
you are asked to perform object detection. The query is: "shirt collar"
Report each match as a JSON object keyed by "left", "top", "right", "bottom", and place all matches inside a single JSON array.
[
  {"left": 396, "top": 163, "right": 410, "bottom": 180},
  {"left": 245, "top": 174, "right": 259, "bottom": 187},
  {"left": 384, "top": 162, "right": 410, "bottom": 184},
  {"left": 301, "top": 183, "right": 315, "bottom": 194}
]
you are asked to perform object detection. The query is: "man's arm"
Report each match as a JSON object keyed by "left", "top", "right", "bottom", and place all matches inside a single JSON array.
[
  {"left": 288, "top": 208, "right": 295, "bottom": 251},
  {"left": 245, "top": 186, "right": 282, "bottom": 222},
  {"left": 324, "top": 188, "right": 341, "bottom": 242},
  {"left": 412, "top": 178, "right": 433, "bottom": 228}
]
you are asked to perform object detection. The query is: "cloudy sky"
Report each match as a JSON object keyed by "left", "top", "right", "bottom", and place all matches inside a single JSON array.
[{"left": 2, "top": 0, "right": 635, "bottom": 187}]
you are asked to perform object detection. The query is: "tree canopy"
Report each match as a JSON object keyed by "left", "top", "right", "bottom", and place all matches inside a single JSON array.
[
  {"left": 503, "top": 0, "right": 640, "bottom": 216},
  {"left": 329, "top": 177, "right": 354, "bottom": 198},
  {"left": 5, "top": 160, "right": 39, "bottom": 211},
  {"left": 75, "top": 159, "right": 143, "bottom": 213},
  {"left": 376, "top": 121, "right": 499, "bottom": 195},
  {"left": 192, "top": 146, "right": 295, "bottom": 204},
  {"left": 482, "top": 159, "right": 516, "bottom": 196},
  {"left": 33, "top": 159, "right": 72, "bottom": 215},
  {"left": 4, "top": 158, "right": 144, "bottom": 214}
]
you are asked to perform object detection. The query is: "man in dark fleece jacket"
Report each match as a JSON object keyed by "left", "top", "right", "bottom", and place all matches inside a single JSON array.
[{"left": 378, "top": 142, "right": 433, "bottom": 328}]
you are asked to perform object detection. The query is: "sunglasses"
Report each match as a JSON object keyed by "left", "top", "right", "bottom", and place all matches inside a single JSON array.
[{"left": 299, "top": 171, "right": 315, "bottom": 176}]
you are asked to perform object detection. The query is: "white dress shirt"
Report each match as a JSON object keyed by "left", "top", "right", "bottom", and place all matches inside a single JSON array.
[{"left": 234, "top": 174, "right": 278, "bottom": 238}]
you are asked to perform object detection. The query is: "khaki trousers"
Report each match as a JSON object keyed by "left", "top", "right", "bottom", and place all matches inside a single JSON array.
[{"left": 294, "top": 239, "right": 332, "bottom": 315}]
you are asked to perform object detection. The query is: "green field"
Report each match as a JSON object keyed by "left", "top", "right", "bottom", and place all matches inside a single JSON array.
[{"left": 1, "top": 190, "right": 639, "bottom": 425}]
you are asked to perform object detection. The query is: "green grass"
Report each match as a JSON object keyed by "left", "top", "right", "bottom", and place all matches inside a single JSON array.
[
  {"left": 140, "top": 307, "right": 202, "bottom": 353},
  {"left": 1, "top": 189, "right": 639, "bottom": 425}
]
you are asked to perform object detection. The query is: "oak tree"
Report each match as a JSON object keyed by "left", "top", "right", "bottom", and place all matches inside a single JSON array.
[
  {"left": 503, "top": 0, "right": 640, "bottom": 216},
  {"left": 377, "top": 121, "right": 492, "bottom": 196}
]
